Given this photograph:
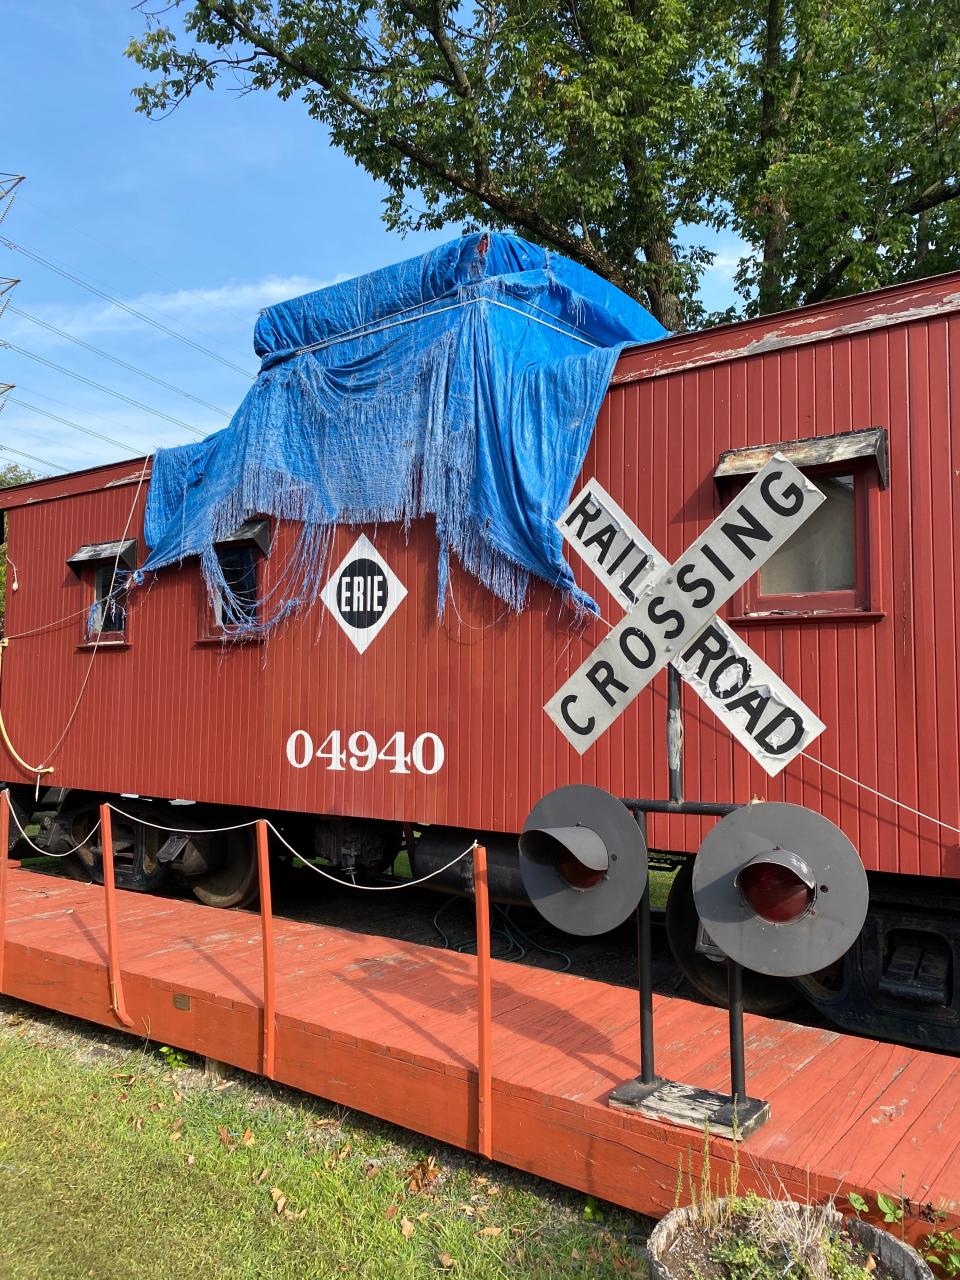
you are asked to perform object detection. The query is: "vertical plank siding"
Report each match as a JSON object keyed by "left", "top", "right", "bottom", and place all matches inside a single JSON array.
[{"left": 3, "top": 275, "right": 960, "bottom": 880}]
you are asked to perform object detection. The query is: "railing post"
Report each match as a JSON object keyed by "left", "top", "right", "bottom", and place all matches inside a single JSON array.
[
  {"left": 99, "top": 804, "right": 133, "bottom": 1027},
  {"left": 0, "top": 790, "right": 9, "bottom": 995},
  {"left": 473, "top": 843, "right": 493, "bottom": 1159},
  {"left": 256, "top": 820, "right": 276, "bottom": 1079}
]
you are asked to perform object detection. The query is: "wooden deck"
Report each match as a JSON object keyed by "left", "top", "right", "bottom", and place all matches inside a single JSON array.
[{"left": 2, "top": 866, "right": 958, "bottom": 1231}]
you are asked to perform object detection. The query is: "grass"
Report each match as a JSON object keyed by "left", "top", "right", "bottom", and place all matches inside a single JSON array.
[{"left": 0, "top": 1017, "right": 649, "bottom": 1280}]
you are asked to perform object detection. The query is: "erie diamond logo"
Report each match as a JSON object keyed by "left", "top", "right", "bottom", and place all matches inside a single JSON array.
[{"left": 320, "top": 534, "right": 407, "bottom": 653}]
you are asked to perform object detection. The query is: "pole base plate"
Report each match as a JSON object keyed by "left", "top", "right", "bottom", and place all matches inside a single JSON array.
[{"left": 608, "top": 1077, "right": 770, "bottom": 1139}]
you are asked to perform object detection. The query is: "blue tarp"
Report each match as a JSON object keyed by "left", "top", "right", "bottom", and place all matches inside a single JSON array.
[{"left": 143, "top": 232, "right": 666, "bottom": 631}]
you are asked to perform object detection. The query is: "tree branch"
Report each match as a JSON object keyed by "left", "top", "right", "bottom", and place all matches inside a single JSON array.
[
  {"left": 201, "top": 1, "right": 634, "bottom": 293},
  {"left": 804, "top": 178, "right": 960, "bottom": 305}
]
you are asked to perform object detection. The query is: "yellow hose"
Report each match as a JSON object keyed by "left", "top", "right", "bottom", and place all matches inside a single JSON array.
[{"left": 0, "top": 639, "right": 54, "bottom": 779}]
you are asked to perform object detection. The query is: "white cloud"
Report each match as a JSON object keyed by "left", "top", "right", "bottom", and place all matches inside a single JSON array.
[{"left": 4, "top": 272, "right": 351, "bottom": 347}]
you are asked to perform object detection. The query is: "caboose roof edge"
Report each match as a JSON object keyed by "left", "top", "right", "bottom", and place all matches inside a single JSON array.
[
  {"left": 0, "top": 455, "right": 151, "bottom": 512},
  {"left": 612, "top": 267, "right": 960, "bottom": 385},
  {"left": 5, "top": 269, "right": 960, "bottom": 512}
]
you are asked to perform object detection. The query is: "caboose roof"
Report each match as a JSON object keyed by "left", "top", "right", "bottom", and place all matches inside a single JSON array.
[{"left": 4, "top": 265, "right": 960, "bottom": 513}]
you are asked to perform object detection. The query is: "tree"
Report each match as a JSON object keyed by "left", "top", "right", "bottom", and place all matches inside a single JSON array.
[
  {"left": 127, "top": 1, "right": 960, "bottom": 330},
  {"left": 0, "top": 462, "right": 35, "bottom": 632}
]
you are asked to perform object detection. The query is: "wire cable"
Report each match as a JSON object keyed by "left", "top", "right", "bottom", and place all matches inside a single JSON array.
[
  {"left": 7, "top": 396, "right": 143, "bottom": 456},
  {"left": 798, "top": 751, "right": 960, "bottom": 836},
  {"left": 8, "top": 307, "right": 232, "bottom": 418},
  {"left": 6, "top": 796, "right": 101, "bottom": 858},
  {"left": 0, "top": 442, "right": 68, "bottom": 474},
  {"left": 0, "top": 236, "right": 256, "bottom": 378},
  {"left": 2, "top": 343, "right": 206, "bottom": 437}
]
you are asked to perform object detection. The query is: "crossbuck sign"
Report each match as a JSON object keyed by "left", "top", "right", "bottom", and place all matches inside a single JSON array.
[{"left": 546, "top": 455, "right": 827, "bottom": 776}]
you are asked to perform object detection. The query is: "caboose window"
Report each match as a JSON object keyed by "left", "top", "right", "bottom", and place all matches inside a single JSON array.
[
  {"left": 91, "top": 564, "right": 130, "bottom": 638},
  {"left": 716, "top": 429, "right": 886, "bottom": 620},
  {"left": 758, "top": 474, "right": 856, "bottom": 596},
  {"left": 212, "top": 545, "right": 259, "bottom": 629},
  {"left": 67, "top": 539, "right": 137, "bottom": 646},
  {"left": 205, "top": 518, "right": 270, "bottom": 636}
]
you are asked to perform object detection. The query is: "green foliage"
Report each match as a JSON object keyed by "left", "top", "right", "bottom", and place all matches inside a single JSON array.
[
  {"left": 846, "top": 1193, "right": 869, "bottom": 1218},
  {"left": 158, "top": 1043, "right": 189, "bottom": 1070},
  {"left": 707, "top": 1194, "right": 875, "bottom": 1280},
  {"left": 0, "top": 462, "right": 35, "bottom": 631},
  {"left": 876, "top": 1192, "right": 905, "bottom": 1226},
  {"left": 924, "top": 1229, "right": 960, "bottom": 1278},
  {"left": 127, "top": 0, "right": 960, "bottom": 329},
  {"left": 0, "top": 1028, "right": 649, "bottom": 1278}
]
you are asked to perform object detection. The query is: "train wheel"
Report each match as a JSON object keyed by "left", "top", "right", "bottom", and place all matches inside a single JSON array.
[
  {"left": 64, "top": 807, "right": 103, "bottom": 883},
  {"left": 189, "top": 828, "right": 260, "bottom": 909},
  {"left": 665, "top": 858, "right": 798, "bottom": 1016}
]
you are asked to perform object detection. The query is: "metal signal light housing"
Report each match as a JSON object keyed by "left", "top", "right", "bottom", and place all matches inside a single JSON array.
[
  {"left": 692, "top": 802, "right": 868, "bottom": 978},
  {"left": 519, "top": 785, "right": 647, "bottom": 936}
]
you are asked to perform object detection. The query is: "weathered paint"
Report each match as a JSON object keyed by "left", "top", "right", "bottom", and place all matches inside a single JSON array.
[{"left": 2, "top": 270, "right": 960, "bottom": 879}]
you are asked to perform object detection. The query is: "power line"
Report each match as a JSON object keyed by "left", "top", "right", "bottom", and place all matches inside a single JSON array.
[
  {"left": 0, "top": 236, "right": 257, "bottom": 379},
  {"left": 8, "top": 305, "right": 232, "bottom": 418},
  {"left": 0, "top": 442, "right": 68, "bottom": 474},
  {"left": 1, "top": 341, "right": 207, "bottom": 438},
  {"left": 6, "top": 396, "right": 143, "bottom": 456},
  {"left": 18, "top": 191, "right": 258, "bottom": 331}
]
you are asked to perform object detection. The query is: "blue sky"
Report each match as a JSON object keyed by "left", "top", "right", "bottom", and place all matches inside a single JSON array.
[{"left": 1, "top": 1, "right": 742, "bottom": 476}]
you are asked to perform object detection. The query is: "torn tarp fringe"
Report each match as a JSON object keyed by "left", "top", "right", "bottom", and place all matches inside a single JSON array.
[{"left": 141, "top": 232, "right": 667, "bottom": 635}]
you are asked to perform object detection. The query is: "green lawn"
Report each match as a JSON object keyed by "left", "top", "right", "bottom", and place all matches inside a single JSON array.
[{"left": 0, "top": 1019, "right": 649, "bottom": 1280}]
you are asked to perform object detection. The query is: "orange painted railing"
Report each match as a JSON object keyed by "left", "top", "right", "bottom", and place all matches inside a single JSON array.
[
  {"left": 473, "top": 843, "right": 493, "bottom": 1158},
  {"left": 0, "top": 804, "right": 492, "bottom": 1153},
  {"left": 99, "top": 803, "right": 134, "bottom": 1027},
  {"left": 256, "top": 820, "right": 276, "bottom": 1078},
  {"left": 0, "top": 790, "right": 9, "bottom": 995}
]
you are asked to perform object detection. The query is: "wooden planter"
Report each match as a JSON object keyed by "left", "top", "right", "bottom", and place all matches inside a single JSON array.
[{"left": 647, "top": 1201, "right": 934, "bottom": 1280}]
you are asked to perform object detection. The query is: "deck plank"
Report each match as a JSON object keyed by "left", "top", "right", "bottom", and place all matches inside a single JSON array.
[{"left": 1, "top": 868, "right": 957, "bottom": 1230}]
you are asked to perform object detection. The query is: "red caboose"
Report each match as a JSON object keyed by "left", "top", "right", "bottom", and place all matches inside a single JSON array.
[{"left": 3, "top": 270, "right": 959, "bottom": 1052}]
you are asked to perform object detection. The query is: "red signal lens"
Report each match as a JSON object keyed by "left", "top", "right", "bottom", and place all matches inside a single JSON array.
[{"left": 737, "top": 861, "right": 815, "bottom": 924}]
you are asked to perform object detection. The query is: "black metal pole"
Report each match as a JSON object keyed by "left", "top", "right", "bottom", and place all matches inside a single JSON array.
[
  {"left": 727, "top": 957, "right": 746, "bottom": 1101},
  {"left": 667, "top": 665, "right": 684, "bottom": 804},
  {"left": 638, "top": 874, "right": 656, "bottom": 1085}
]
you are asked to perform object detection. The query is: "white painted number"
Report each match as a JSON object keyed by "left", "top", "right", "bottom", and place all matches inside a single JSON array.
[
  {"left": 284, "top": 729, "right": 445, "bottom": 776},
  {"left": 411, "top": 732, "right": 445, "bottom": 776},
  {"left": 285, "top": 730, "right": 314, "bottom": 770},
  {"left": 378, "top": 731, "right": 410, "bottom": 774}
]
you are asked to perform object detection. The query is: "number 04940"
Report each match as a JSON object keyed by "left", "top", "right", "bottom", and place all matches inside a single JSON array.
[{"left": 285, "top": 729, "right": 445, "bottom": 776}]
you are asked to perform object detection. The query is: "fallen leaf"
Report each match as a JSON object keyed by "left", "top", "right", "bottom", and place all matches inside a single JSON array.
[
  {"left": 213, "top": 1080, "right": 236, "bottom": 1091},
  {"left": 313, "top": 1117, "right": 335, "bottom": 1128},
  {"left": 571, "top": 1249, "right": 581, "bottom": 1261},
  {"left": 283, "top": 1207, "right": 306, "bottom": 1221},
  {"left": 149, "top": 1102, "right": 164, "bottom": 1113},
  {"left": 219, "top": 1126, "right": 232, "bottom": 1146},
  {"left": 186, "top": 1154, "right": 196, "bottom": 1166},
  {"left": 129, "top": 1115, "right": 144, "bottom": 1133},
  {"left": 417, "top": 1212, "right": 430, "bottom": 1223},
  {"left": 173, "top": 1091, "right": 183, "bottom": 1103},
  {"left": 438, "top": 1253, "right": 456, "bottom": 1269},
  {"left": 364, "top": 1162, "right": 380, "bottom": 1180},
  {"left": 478, "top": 1226, "right": 502, "bottom": 1238},
  {"left": 400, "top": 1216, "right": 415, "bottom": 1239},
  {"left": 171, "top": 1117, "right": 185, "bottom": 1133},
  {"left": 117, "top": 1092, "right": 129, "bottom": 1103},
  {"left": 459, "top": 1204, "right": 476, "bottom": 1218},
  {"left": 271, "top": 1188, "right": 287, "bottom": 1216},
  {"left": 241, "top": 1128, "right": 255, "bottom": 1147},
  {"left": 385, "top": 1204, "right": 398, "bottom": 1221},
  {"left": 865, "top": 1257, "right": 877, "bottom": 1273},
  {"left": 168, "top": 1131, "right": 182, "bottom": 1143},
  {"left": 254, "top": 1167, "right": 271, "bottom": 1185},
  {"left": 403, "top": 1155, "right": 440, "bottom": 1195}
]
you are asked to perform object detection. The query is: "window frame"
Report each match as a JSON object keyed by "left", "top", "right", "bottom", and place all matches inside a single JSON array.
[
  {"left": 197, "top": 518, "right": 271, "bottom": 644},
  {"left": 727, "top": 460, "right": 883, "bottom": 623},
  {"left": 72, "top": 553, "right": 135, "bottom": 650}
]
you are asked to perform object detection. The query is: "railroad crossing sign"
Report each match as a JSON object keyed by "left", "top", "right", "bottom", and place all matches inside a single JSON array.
[{"left": 547, "top": 456, "right": 827, "bottom": 775}]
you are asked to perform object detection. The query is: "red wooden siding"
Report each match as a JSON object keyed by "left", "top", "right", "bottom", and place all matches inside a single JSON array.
[{"left": 3, "top": 273, "right": 960, "bottom": 879}]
